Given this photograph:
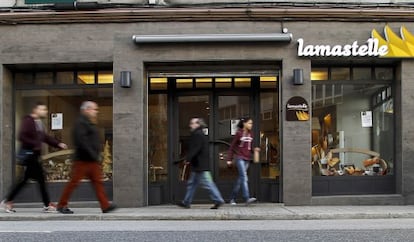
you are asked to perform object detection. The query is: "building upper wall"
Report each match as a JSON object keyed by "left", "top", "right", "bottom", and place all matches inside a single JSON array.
[
  {"left": 3, "top": 0, "right": 414, "bottom": 8},
  {"left": 1, "top": 0, "right": 414, "bottom": 24}
]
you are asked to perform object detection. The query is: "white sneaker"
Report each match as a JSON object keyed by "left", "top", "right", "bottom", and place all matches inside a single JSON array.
[
  {"left": 245, "top": 197, "right": 257, "bottom": 206},
  {"left": 1, "top": 200, "right": 16, "bottom": 213},
  {"left": 230, "top": 199, "right": 237, "bottom": 206},
  {"left": 43, "top": 203, "right": 57, "bottom": 213}
]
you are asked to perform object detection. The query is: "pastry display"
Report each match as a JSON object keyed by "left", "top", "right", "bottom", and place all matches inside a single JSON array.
[
  {"left": 312, "top": 110, "right": 390, "bottom": 177},
  {"left": 328, "top": 157, "right": 340, "bottom": 167},
  {"left": 312, "top": 145, "right": 388, "bottom": 176},
  {"left": 344, "top": 166, "right": 355, "bottom": 175},
  {"left": 363, "top": 157, "right": 380, "bottom": 167}
]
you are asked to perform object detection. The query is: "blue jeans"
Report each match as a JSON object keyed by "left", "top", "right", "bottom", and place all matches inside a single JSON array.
[
  {"left": 230, "top": 159, "right": 250, "bottom": 201},
  {"left": 183, "top": 171, "right": 224, "bottom": 206}
]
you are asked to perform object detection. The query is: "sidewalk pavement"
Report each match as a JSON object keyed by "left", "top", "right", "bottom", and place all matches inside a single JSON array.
[{"left": 2, "top": 203, "right": 414, "bottom": 221}]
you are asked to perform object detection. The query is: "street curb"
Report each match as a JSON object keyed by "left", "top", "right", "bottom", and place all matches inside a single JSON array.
[
  {"left": 2, "top": 213, "right": 414, "bottom": 221},
  {"left": 2, "top": 204, "right": 414, "bottom": 221}
]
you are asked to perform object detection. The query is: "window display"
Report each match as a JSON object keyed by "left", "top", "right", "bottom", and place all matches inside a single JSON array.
[
  {"left": 15, "top": 70, "right": 113, "bottom": 182},
  {"left": 311, "top": 66, "right": 394, "bottom": 177}
]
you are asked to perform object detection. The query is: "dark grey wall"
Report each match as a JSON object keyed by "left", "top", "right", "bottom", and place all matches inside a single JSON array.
[
  {"left": 281, "top": 58, "right": 312, "bottom": 205},
  {"left": 0, "top": 24, "right": 113, "bottom": 64},
  {"left": 401, "top": 60, "right": 414, "bottom": 204},
  {"left": 112, "top": 34, "right": 147, "bottom": 207},
  {"left": 0, "top": 66, "right": 13, "bottom": 199}
]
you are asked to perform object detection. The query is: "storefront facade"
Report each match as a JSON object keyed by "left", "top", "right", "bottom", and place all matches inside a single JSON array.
[{"left": 0, "top": 3, "right": 414, "bottom": 207}]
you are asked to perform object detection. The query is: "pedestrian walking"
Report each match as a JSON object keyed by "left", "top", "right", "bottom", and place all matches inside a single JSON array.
[
  {"left": 1, "top": 102, "right": 68, "bottom": 213},
  {"left": 227, "top": 117, "right": 259, "bottom": 206},
  {"left": 177, "top": 118, "right": 225, "bottom": 209},
  {"left": 56, "top": 101, "right": 116, "bottom": 214}
]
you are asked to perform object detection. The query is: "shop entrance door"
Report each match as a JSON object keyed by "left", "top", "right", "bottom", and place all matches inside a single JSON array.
[
  {"left": 148, "top": 71, "right": 281, "bottom": 205},
  {"left": 171, "top": 93, "right": 259, "bottom": 203}
]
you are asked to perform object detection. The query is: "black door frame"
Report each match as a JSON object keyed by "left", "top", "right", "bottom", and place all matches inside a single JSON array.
[
  {"left": 169, "top": 90, "right": 212, "bottom": 202},
  {"left": 167, "top": 77, "right": 275, "bottom": 203}
]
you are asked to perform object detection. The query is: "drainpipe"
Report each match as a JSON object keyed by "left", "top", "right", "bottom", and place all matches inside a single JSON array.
[{"left": 53, "top": 1, "right": 101, "bottom": 11}]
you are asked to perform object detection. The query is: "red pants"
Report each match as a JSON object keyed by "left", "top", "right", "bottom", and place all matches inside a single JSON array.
[{"left": 58, "top": 161, "right": 110, "bottom": 210}]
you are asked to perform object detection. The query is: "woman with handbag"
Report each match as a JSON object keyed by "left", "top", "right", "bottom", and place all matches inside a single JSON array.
[{"left": 227, "top": 117, "right": 259, "bottom": 206}]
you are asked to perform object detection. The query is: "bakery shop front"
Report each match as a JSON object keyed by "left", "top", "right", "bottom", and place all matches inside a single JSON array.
[
  {"left": 307, "top": 25, "right": 408, "bottom": 204},
  {"left": 2, "top": 7, "right": 414, "bottom": 207},
  {"left": 142, "top": 23, "right": 406, "bottom": 205}
]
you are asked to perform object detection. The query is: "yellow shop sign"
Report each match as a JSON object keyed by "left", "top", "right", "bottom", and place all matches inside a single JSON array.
[{"left": 298, "top": 25, "right": 414, "bottom": 58}]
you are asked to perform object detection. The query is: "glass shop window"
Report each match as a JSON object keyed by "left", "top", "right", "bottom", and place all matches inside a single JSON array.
[
  {"left": 311, "top": 66, "right": 394, "bottom": 177},
  {"left": 148, "top": 94, "right": 168, "bottom": 183},
  {"left": 14, "top": 70, "right": 113, "bottom": 182}
]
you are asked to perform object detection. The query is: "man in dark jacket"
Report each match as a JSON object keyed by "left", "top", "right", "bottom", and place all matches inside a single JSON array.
[
  {"left": 1, "top": 102, "right": 67, "bottom": 213},
  {"left": 177, "top": 118, "right": 224, "bottom": 209},
  {"left": 57, "top": 101, "right": 116, "bottom": 214}
]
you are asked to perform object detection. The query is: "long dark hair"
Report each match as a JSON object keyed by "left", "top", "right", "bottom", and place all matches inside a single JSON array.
[{"left": 237, "top": 117, "right": 252, "bottom": 129}]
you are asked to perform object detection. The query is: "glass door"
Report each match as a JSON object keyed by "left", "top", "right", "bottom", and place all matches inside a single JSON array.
[
  {"left": 171, "top": 94, "right": 257, "bottom": 203},
  {"left": 215, "top": 95, "right": 251, "bottom": 181},
  {"left": 213, "top": 95, "right": 257, "bottom": 200},
  {"left": 149, "top": 71, "right": 281, "bottom": 204},
  {"left": 172, "top": 95, "right": 211, "bottom": 202}
]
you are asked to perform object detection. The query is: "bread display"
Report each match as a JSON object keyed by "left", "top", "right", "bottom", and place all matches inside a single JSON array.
[
  {"left": 344, "top": 166, "right": 355, "bottom": 175},
  {"left": 312, "top": 147, "right": 388, "bottom": 176},
  {"left": 363, "top": 157, "right": 380, "bottom": 167},
  {"left": 328, "top": 157, "right": 340, "bottom": 167}
]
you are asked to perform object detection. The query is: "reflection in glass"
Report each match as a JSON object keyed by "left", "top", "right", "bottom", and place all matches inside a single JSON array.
[
  {"left": 215, "top": 78, "right": 232, "bottom": 88},
  {"left": 375, "top": 67, "right": 394, "bottom": 81},
  {"left": 260, "top": 76, "right": 278, "bottom": 88},
  {"left": 56, "top": 72, "right": 75, "bottom": 85},
  {"left": 98, "top": 71, "right": 114, "bottom": 84},
  {"left": 150, "top": 77, "right": 168, "bottom": 90},
  {"left": 77, "top": 71, "right": 95, "bottom": 84},
  {"left": 311, "top": 68, "right": 328, "bottom": 81},
  {"left": 15, "top": 88, "right": 113, "bottom": 182},
  {"left": 176, "top": 78, "right": 193, "bottom": 89},
  {"left": 35, "top": 72, "right": 54, "bottom": 85},
  {"left": 331, "top": 68, "right": 350, "bottom": 81},
  {"left": 148, "top": 94, "right": 168, "bottom": 182},
  {"left": 177, "top": 96, "right": 210, "bottom": 182},
  {"left": 234, "top": 78, "right": 251, "bottom": 88},
  {"left": 353, "top": 68, "right": 372, "bottom": 81},
  {"left": 217, "top": 96, "right": 250, "bottom": 180},
  {"left": 15, "top": 73, "right": 34, "bottom": 85},
  {"left": 311, "top": 83, "right": 393, "bottom": 177},
  {"left": 196, "top": 78, "right": 213, "bottom": 88},
  {"left": 259, "top": 92, "right": 280, "bottom": 179}
]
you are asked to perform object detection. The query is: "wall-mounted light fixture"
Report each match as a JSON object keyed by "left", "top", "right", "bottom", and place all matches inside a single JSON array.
[
  {"left": 120, "top": 71, "right": 132, "bottom": 88},
  {"left": 293, "top": 68, "right": 304, "bottom": 85},
  {"left": 132, "top": 33, "right": 293, "bottom": 44}
]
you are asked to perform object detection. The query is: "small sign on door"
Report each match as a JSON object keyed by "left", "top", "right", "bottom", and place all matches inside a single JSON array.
[
  {"left": 361, "top": 111, "right": 373, "bottom": 128},
  {"left": 51, "top": 113, "right": 63, "bottom": 130},
  {"left": 231, "top": 119, "right": 240, "bottom": 135}
]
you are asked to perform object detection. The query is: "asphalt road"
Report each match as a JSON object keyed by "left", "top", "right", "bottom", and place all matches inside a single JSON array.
[{"left": 1, "top": 219, "right": 414, "bottom": 242}]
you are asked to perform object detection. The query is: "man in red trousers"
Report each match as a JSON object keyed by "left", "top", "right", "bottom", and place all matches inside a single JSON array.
[{"left": 57, "top": 101, "right": 116, "bottom": 214}]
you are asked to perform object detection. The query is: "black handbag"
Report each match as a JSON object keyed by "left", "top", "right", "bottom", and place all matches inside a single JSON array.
[{"left": 16, "top": 149, "right": 33, "bottom": 166}]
